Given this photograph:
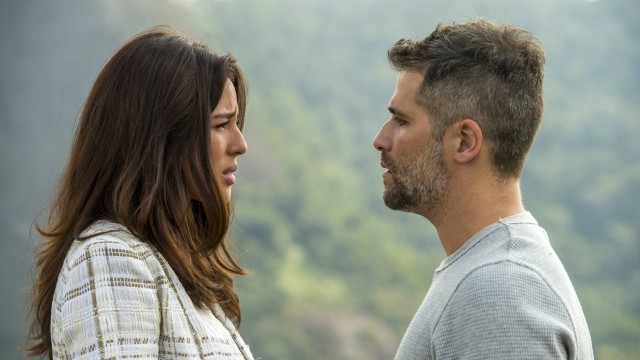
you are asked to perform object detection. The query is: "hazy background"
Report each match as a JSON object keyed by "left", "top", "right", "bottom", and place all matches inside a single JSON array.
[{"left": 1, "top": 0, "right": 639, "bottom": 359}]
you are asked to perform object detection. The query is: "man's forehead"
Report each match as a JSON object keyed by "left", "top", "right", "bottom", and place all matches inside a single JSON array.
[
  {"left": 390, "top": 71, "right": 424, "bottom": 111},
  {"left": 398, "top": 70, "right": 424, "bottom": 84}
]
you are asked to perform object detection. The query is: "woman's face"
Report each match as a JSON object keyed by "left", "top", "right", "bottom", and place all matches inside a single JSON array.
[{"left": 209, "top": 79, "right": 247, "bottom": 202}]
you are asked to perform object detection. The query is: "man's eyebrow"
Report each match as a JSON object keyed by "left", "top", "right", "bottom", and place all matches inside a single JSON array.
[
  {"left": 211, "top": 110, "right": 237, "bottom": 119},
  {"left": 388, "top": 106, "right": 408, "bottom": 118}
]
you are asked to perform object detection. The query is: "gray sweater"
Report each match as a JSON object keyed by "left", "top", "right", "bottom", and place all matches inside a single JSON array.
[{"left": 396, "top": 212, "right": 593, "bottom": 359}]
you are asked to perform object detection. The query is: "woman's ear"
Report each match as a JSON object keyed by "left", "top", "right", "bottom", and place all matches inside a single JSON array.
[{"left": 451, "top": 119, "right": 483, "bottom": 164}]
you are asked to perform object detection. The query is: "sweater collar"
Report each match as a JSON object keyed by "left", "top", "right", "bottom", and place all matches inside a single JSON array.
[{"left": 436, "top": 211, "right": 537, "bottom": 272}]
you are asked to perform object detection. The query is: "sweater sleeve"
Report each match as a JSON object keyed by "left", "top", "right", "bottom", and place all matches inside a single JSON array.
[
  {"left": 51, "top": 236, "right": 161, "bottom": 359},
  {"left": 431, "top": 261, "right": 577, "bottom": 360}
]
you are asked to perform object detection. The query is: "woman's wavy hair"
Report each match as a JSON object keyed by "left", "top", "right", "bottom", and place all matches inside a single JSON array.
[{"left": 25, "top": 26, "right": 248, "bottom": 358}]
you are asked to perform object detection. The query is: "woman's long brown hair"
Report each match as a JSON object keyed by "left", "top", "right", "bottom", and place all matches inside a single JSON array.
[{"left": 24, "top": 26, "right": 248, "bottom": 358}]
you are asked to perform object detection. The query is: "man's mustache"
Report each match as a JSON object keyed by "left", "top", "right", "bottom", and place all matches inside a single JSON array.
[{"left": 381, "top": 152, "right": 395, "bottom": 173}]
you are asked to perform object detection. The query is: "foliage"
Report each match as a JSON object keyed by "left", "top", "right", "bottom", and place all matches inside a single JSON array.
[{"left": 1, "top": 0, "right": 638, "bottom": 359}]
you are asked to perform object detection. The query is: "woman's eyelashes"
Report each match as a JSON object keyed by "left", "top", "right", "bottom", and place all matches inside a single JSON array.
[
  {"left": 212, "top": 117, "right": 244, "bottom": 130},
  {"left": 213, "top": 121, "right": 230, "bottom": 130}
]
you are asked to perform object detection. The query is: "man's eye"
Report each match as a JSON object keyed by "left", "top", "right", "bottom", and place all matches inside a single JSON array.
[{"left": 393, "top": 116, "right": 407, "bottom": 126}]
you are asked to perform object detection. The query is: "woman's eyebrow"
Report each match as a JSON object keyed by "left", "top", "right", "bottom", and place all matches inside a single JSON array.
[{"left": 211, "top": 110, "right": 237, "bottom": 119}]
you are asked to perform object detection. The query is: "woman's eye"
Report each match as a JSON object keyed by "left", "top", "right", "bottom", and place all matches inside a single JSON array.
[{"left": 213, "top": 121, "right": 229, "bottom": 129}]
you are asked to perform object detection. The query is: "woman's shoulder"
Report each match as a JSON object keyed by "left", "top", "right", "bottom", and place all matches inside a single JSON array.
[
  {"left": 63, "top": 220, "right": 156, "bottom": 271},
  {"left": 55, "top": 221, "right": 164, "bottom": 305}
]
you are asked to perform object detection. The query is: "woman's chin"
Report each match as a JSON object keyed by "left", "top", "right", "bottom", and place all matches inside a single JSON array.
[{"left": 223, "top": 188, "right": 233, "bottom": 203}]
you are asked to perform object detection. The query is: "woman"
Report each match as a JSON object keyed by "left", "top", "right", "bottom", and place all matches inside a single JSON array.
[{"left": 25, "top": 26, "right": 254, "bottom": 359}]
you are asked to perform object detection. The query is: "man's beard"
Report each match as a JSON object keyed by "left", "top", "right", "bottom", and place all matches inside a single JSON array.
[{"left": 381, "top": 140, "right": 448, "bottom": 214}]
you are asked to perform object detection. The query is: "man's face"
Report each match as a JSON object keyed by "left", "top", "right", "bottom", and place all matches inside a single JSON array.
[{"left": 373, "top": 71, "right": 448, "bottom": 215}]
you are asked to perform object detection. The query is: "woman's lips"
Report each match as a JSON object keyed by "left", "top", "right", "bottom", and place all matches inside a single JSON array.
[
  {"left": 222, "top": 172, "right": 236, "bottom": 185},
  {"left": 222, "top": 166, "right": 237, "bottom": 185}
]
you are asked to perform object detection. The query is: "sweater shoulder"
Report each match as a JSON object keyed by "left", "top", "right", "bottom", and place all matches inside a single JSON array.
[
  {"left": 432, "top": 261, "right": 577, "bottom": 358},
  {"left": 455, "top": 260, "right": 561, "bottom": 301},
  {"left": 437, "top": 260, "right": 578, "bottom": 339}
]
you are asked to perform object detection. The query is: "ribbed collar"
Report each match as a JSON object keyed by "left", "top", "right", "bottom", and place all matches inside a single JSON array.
[{"left": 436, "top": 211, "right": 537, "bottom": 272}]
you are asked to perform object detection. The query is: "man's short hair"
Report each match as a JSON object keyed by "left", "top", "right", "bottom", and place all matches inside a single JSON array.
[{"left": 388, "top": 19, "right": 545, "bottom": 179}]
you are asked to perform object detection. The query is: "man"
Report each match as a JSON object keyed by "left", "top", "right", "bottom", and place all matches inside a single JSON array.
[{"left": 373, "top": 19, "right": 593, "bottom": 359}]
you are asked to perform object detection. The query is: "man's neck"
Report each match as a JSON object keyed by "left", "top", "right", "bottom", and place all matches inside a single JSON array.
[{"left": 429, "top": 179, "right": 525, "bottom": 256}]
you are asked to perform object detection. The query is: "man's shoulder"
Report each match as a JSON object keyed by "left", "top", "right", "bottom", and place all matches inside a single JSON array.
[
  {"left": 455, "top": 260, "right": 557, "bottom": 299},
  {"left": 432, "top": 261, "right": 580, "bottom": 358},
  {"left": 439, "top": 260, "right": 575, "bottom": 335}
]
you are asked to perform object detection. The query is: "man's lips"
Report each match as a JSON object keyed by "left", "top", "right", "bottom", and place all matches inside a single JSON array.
[{"left": 381, "top": 162, "right": 393, "bottom": 180}]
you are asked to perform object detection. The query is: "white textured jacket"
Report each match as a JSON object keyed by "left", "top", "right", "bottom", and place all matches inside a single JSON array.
[{"left": 51, "top": 220, "right": 254, "bottom": 360}]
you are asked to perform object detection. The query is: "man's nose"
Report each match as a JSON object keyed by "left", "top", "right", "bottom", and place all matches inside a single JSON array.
[{"left": 373, "top": 120, "right": 392, "bottom": 152}]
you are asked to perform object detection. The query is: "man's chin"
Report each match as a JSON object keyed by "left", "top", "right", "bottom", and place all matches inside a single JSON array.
[{"left": 383, "top": 190, "right": 415, "bottom": 212}]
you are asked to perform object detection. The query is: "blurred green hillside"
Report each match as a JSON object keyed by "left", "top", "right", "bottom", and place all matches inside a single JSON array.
[{"left": 1, "top": 0, "right": 638, "bottom": 359}]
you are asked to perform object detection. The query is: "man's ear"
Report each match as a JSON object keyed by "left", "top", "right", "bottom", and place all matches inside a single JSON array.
[{"left": 451, "top": 119, "right": 482, "bottom": 164}]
